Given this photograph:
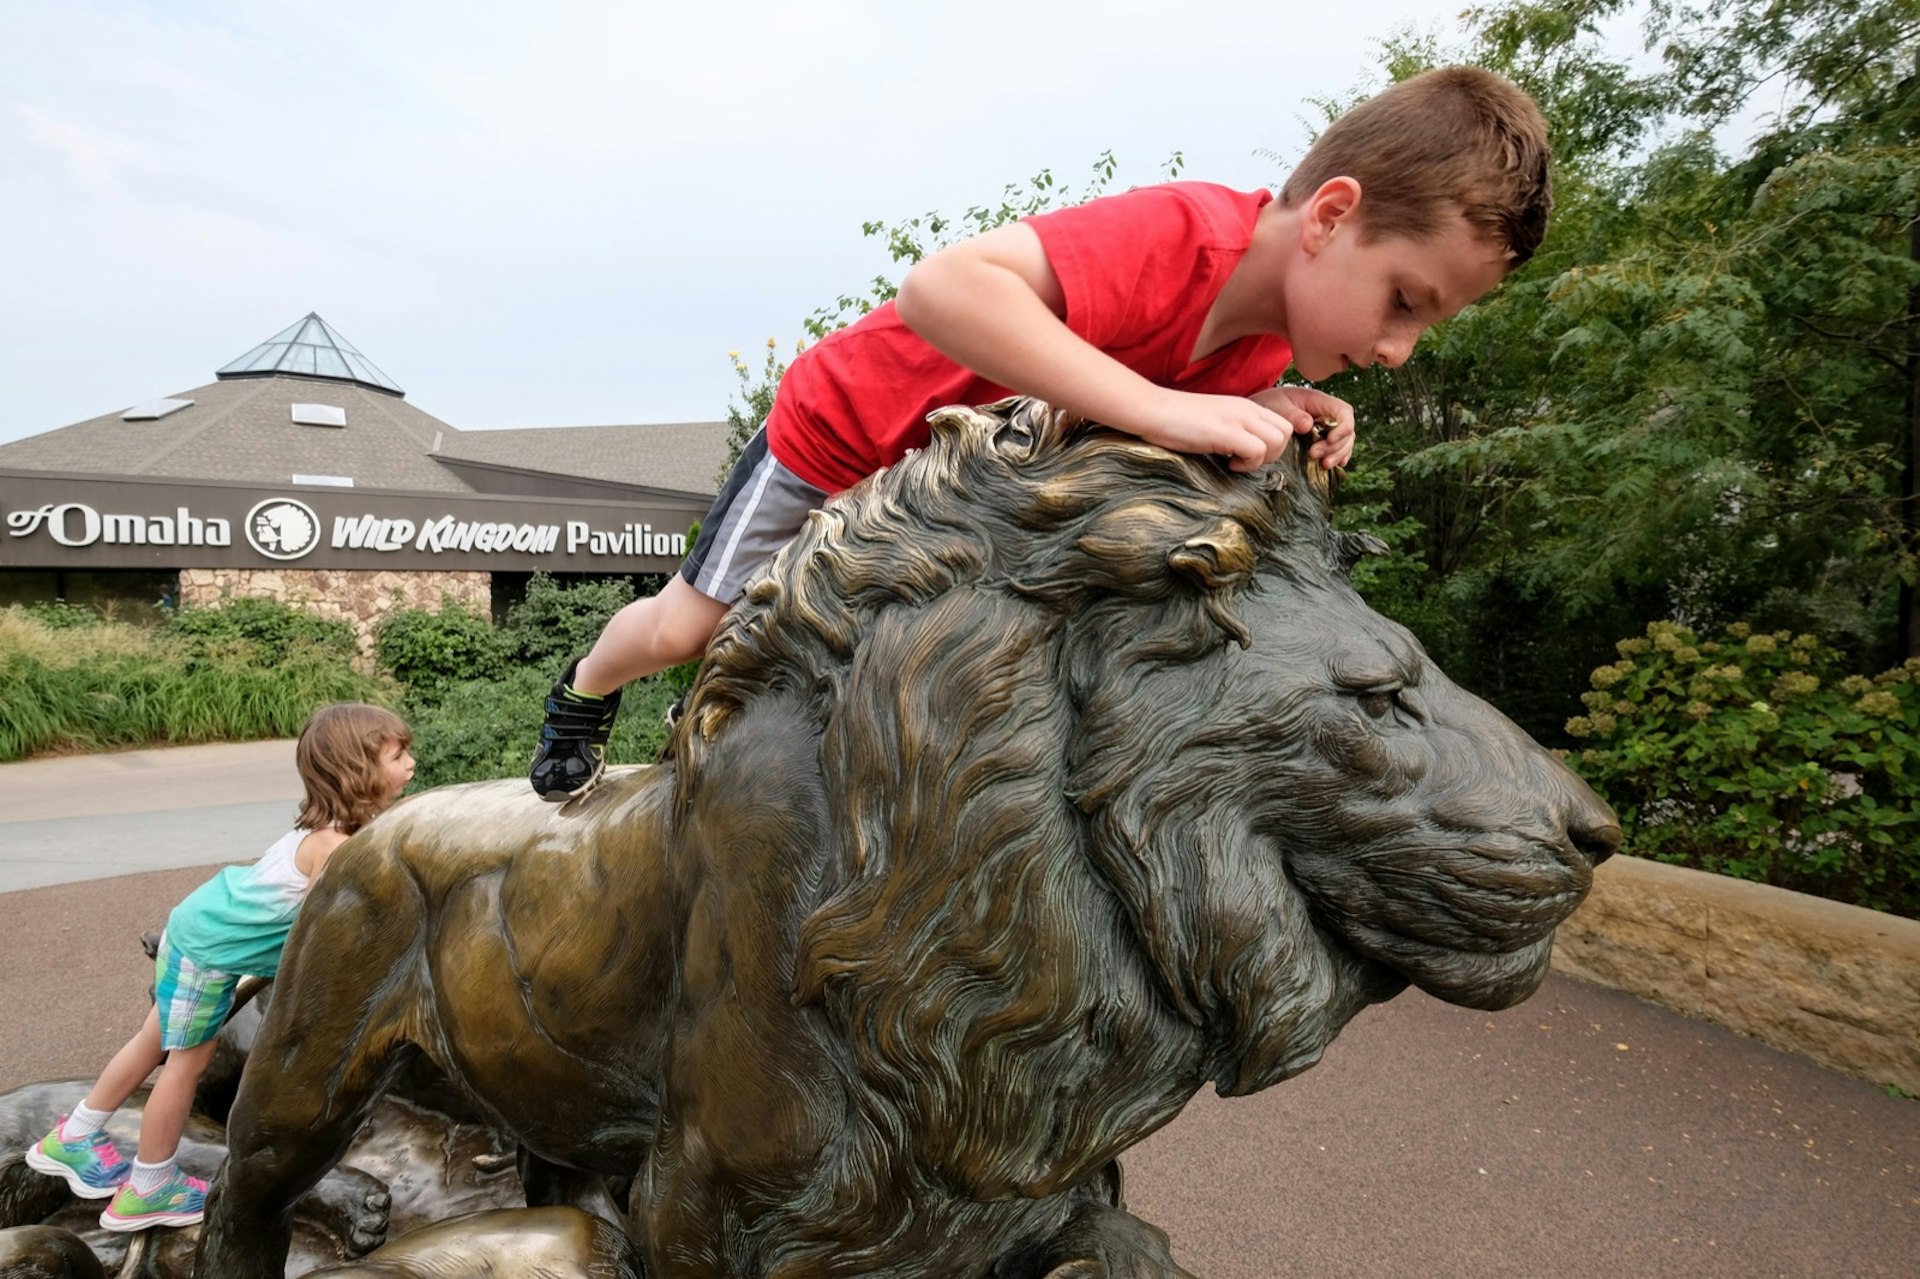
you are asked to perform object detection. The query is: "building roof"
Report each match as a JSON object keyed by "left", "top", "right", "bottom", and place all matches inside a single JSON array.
[
  {"left": 0, "top": 379, "right": 737, "bottom": 499},
  {"left": 432, "top": 421, "right": 736, "bottom": 498},
  {"left": 0, "top": 314, "right": 735, "bottom": 499},
  {"left": 0, "top": 375, "right": 479, "bottom": 492},
  {"left": 216, "top": 313, "right": 405, "bottom": 395}
]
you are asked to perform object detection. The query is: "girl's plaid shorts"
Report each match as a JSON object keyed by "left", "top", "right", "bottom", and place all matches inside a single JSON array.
[{"left": 152, "top": 933, "right": 238, "bottom": 1050}]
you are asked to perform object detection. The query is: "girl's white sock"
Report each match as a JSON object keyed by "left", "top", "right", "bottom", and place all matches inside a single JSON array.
[
  {"left": 59, "top": 1103, "right": 112, "bottom": 1141},
  {"left": 129, "top": 1157, "right": 174, "bottom": 1195}
]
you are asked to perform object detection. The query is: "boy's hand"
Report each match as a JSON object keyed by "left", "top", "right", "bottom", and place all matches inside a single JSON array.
[
  {"left": 1133, "top": 390, "right": 1301, "bottom": 473},
  {"left": 1252, "top": 386, "right": 1356, "bottom": 470}
]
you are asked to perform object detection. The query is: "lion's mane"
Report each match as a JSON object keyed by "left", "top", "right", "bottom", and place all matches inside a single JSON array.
[{"left": 668, "top": 401, "right": 1390, "bottom": 1204}]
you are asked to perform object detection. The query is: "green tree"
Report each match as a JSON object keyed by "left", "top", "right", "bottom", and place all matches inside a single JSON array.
[
  {"left": 1315, "top": 0, "right": 1919, "bottom": 738},
  {"left": 1309, "top": 5, "right": 1679, "bottom": 731}
]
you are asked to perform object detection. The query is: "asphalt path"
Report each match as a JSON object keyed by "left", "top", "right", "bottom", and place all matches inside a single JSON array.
[
  {"left": 1, "top": 742, "right": 1916, "bottom": 1277},
  {"left": 0, "top": 740, "right": 302, "bottom": 892}
]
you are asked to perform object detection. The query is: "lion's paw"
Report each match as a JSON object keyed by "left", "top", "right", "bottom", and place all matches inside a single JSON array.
[
  {"left": 1029, "top": 1203, "right": 1197, "bottom": 1279},
  {"left": 297, "top": 1165, "right": 391, "bottom": 1259}
]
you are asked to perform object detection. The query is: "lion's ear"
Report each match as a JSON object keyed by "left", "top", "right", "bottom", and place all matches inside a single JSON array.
[
  {"left": 1165, "top": 519, "right": 1256, "bottom": 650},
  {"left": 1166, "top": 519, "right": 1255, "bottom": 590}
]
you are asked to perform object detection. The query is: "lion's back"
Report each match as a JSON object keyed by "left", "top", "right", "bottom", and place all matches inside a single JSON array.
[{"left": 339, "top": 765, "right": 671, "bottom": 903}]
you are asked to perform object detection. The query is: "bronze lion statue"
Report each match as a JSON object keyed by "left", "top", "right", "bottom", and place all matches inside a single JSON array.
[{"left": 196, "top": 399, "right": 1619, "bottom": 1278}]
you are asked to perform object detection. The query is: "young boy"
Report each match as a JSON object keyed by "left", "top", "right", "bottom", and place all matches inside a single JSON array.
[{"left": 530, "top": 66, "right": 1551, "bottom": 800}]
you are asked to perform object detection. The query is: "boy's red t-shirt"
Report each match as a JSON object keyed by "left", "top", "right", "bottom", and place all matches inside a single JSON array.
[{"left": 766, "top": 182, "right": 1295, "bottom": 493}]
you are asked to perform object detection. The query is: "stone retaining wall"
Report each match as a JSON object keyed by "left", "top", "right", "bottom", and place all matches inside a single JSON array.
[
  {"left": 1552, "top": 855, "right": 1920, "bottom": 1093},
  {"left": 177, "top": 567, "right": 489, "bottom": 658}
]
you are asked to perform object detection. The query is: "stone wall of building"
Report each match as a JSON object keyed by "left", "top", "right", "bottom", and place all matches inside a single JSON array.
[{"left": 178, "top": 567, "right": 490, "bottom": 658}]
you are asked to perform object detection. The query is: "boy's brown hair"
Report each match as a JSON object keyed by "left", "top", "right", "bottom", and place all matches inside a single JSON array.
[
  {"left": 1282, "top": 66, "right": 1552, "bottom": 266},
  {"left": 295, "top": 701, "right": 412, "bottom": 835}
]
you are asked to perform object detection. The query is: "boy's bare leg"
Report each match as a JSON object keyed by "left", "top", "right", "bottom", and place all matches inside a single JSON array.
[
  {"left": 81, "top": 1008, "right": 166, "bottom": 1114},
  {"left": 136, "top": 1037, "right": 219, "bottom": 1163},
  {"left": 571, "top": 576, "right": 729, "bottom": 695}
]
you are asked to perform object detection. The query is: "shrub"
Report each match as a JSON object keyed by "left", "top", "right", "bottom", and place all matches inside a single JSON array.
[
  {"left": 22, "top": 600, "right": 101, "bottom": 631},
  {"left": 403, "top": 666, "right": 680, "bottom": 790},
  {"left": 1566, "top": 621, "right": 1920, "bottom": 917},
  {"left": 167, "top": 597, "right": 357, "bottom": 669},
  {"left": 492, "top": 573, "right": 699, "bottom": 694},
  {"left": 499, "top": 574, "right": 637, "bottom": 669},
  {"left": 375, "top": 602, "right": 508, "bottom": 699}
]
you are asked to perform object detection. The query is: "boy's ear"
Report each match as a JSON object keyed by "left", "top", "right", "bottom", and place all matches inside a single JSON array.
[{"left": 1303, "top": 177, "right": 1363, "bottom": 254}]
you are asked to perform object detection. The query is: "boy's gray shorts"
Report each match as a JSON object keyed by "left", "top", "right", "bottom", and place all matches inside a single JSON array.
[{"left": 679, "top": 427, "right": 830, "bottom": 603}]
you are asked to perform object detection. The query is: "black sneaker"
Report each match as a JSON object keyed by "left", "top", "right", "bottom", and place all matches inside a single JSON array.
[{"left": 530, "top": 659, "right": 623, "bottom": 801}]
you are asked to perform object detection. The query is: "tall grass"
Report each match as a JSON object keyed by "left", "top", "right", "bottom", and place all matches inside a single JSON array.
[
  {"left": 0, "top": 608, "right": 157, "bottom": 666},
  {"left": 0, "top": 605, "right": 393, "bottom": 762}
]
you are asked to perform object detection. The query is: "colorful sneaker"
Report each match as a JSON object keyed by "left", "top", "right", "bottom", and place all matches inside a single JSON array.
[
  {"left": 24, "top": 1119, "right": 130, "bottom": 1199},
  {"left": 529, "top": 657, "right": 623, "bottom": 801},
  {"left": 99, "top": 1167, "right": 209, "bottom": 1231}
]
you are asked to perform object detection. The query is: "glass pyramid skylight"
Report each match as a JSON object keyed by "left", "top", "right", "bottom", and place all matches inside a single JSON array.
[{"left": 216, "top": 313, "right": 405, "bottom": 395}]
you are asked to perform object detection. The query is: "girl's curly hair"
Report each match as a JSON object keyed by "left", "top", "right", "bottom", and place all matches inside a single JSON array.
[{"left": 295, "top": 702, "right": 411, "bottom": 835}]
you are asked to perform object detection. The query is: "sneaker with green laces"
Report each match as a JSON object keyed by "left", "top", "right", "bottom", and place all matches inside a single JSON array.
[
  {"left": 99, "top": 1166, "right": 209, "bottom": 1231},
  {"left": 24, "top": 1118, "right": 129, "bottom": 1198},
  {"left": 529, "top": 657, "right": 624, "bottom": 801}
]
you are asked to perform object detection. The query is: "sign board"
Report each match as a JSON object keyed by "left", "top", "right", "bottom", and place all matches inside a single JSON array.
[{"left": 0, "top": 470, "right": 706, "bottom": 573}]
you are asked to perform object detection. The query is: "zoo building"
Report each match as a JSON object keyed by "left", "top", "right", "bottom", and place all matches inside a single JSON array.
[{"left": 0, "top": 314, "right": 733, "bottom": 646}]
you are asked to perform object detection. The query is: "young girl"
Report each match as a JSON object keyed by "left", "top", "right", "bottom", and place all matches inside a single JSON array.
[{"left": 24, "top": 702, "right": 414, "bottom": 1232}]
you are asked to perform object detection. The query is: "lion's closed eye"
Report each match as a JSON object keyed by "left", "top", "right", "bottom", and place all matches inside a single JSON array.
[{"left": 1354, "top": 684, "right": 1426, "bottom": 726}]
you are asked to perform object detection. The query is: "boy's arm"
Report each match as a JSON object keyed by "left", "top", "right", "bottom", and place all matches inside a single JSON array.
[{"left": 896, "top": 223, "right": 1322, "bottom": 472}]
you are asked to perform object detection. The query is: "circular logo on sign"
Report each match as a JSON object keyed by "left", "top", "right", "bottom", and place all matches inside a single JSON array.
[{"left": 245, "top": 498, "right": 321, "bottom": 560}]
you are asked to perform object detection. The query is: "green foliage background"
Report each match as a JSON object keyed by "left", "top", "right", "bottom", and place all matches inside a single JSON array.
[{"left": 0, "top": 579, "right": 695, "bottom": 787}]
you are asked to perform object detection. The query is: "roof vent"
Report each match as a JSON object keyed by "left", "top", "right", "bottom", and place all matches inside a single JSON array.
[
  {"left": 291, "top": 403, "right": 346, "bottom": 428},
  {"left": 292, "top": 473, "right": 354, "bottom": 487},
  {"left": 122, "top": 399, "right": 193, "bottom": 421}
]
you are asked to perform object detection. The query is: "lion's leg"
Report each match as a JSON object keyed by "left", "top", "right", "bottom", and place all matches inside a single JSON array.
[
  {"left": 193, "top": 884, "right": 423, "bottom": 1279},
  {"left": 194, "top": 1025, "right": 412, "bottom": 1278},
  {"left": 0, "top": 1223, "right": 108, "bottom": 1279}
]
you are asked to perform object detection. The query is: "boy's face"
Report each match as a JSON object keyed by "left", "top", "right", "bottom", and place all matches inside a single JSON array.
[{"left": 1286, "top": 211, "right": 1510, "bottom": 383}]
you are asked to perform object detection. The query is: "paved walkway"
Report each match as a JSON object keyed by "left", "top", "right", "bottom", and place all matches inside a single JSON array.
[
  {"left": 0, "top": 740, "right": 301, "bottom": 891},
  {"left": 2, "top": 743, "right": 1917, "bottom": 1276}
]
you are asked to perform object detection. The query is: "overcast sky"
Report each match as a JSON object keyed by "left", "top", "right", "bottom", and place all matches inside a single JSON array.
[{"left": 3, "top": 0, "right": 1505, "bottom": 446}]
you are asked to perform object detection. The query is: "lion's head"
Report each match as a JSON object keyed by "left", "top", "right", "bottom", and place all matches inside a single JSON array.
[{"left": 671, "top": 399, "right": 1618, "bottom": 1201}]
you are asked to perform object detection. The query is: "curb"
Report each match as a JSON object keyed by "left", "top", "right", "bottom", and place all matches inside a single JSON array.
[{"left": 1551, "top": 854, "right": 1920, "bottom": 1093}]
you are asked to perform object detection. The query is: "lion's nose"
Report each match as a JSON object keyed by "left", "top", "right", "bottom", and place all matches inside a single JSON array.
[
  {"left": 1559, "top": 774, "right": 1621, "bottom": 866},
  {"left": 1571, "top": 815, "right": 1621, "bottom": 866}
]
